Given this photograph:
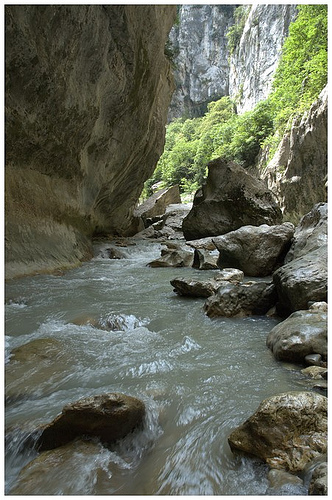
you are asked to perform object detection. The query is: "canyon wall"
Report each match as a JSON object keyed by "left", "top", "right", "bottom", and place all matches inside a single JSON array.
[
  {"left": 169, "top": 4, "right": 296, "bottom": 118},
  {"left": 6, "top": 5, "right": 176, "bottom": 278}
]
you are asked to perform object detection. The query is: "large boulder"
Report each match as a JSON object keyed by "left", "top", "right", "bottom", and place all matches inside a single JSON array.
[
  {"left": 273, "top": 246, "right": 327, "bottom": 315},
  {"left": 213, "top": 222, "right": 294, "bottom": 277},
  {"left": 228, "top": 391, "right": 327, "bottom": 473},
  {"left": 204, "top": 280, "right": 276, "bottom": 317},
  {"left": 182, "top": 158, "right": 282, "bottom": 241},
  {"left": 36, "top": 393, "right": 145, "bottom": 451},
  {"left": 266, "top": 303, "right": 327, "bottom": 363}
]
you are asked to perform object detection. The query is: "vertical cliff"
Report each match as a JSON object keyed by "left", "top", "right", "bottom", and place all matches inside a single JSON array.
[
  {"left": 169, "top": 4, "right": 296, "bottom": 118},
  {"left": 168, "top": 5, "right": 235, "bottom": 119},
  {"left": 6, "top": 5, "right": 176, "bottom": 278},
  {"left": 229, "top": 4, "right": 297, "bottom": 113}
]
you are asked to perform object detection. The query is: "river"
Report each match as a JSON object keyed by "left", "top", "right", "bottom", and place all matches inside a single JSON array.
[{"left": 5, "top": 239, "right": 311, "bottom": 495}]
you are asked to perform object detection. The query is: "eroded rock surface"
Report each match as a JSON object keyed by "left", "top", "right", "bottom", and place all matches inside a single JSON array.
[
  {"left": 182, "top": 159, "right": 282, "bottom": 241},
  {"left": 170, "top": 269, "right": 244, "bottom": 298},
  {"left": 228, "top": 391, "right": 327, "bottom": 473},
  {"left": 36, "top": 393, "right": 145, "bottom": 451},
  {"left": 6, "top": 5, "right": 176, "bottom": 278},
  {"left": 213, "top": 222, "right": 294, "bottom": 276}
]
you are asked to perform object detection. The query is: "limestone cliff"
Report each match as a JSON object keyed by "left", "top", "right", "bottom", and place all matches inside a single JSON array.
[
  {"left": 168, "top": 5, "right": 234, "bottom": 119},
  {"left": 169, "top": 4, "right": 296, "bottom": 119},
  {"left": 229, "top": 4, "right": 297, "bottom": 113},
  {"left": 6, "top": 5, "right": 176, "bottom": 278},
  {"left": 261, "top": 86, "right": 328, "bottom": 224}
]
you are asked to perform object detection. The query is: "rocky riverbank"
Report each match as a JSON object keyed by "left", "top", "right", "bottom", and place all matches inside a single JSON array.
[{"left": 133, "top": 191, "right": 327, "bottom": 494}]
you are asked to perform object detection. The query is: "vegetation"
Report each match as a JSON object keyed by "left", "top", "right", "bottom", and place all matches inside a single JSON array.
[
  {"left": 143, "top": 4, "right": 327, "bottom": 199},
  {"left": 226, "top": 5, "right": 251, "bottom": 55}
]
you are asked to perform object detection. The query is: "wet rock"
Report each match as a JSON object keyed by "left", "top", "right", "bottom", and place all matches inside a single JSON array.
[
  {"left": 305, "top": 353, "right": 325, "bottom": 368},
  {"left": 171, "top": 269, "right": 245, "bottom": 299},
  {"left": 204, "top": 280, "right": 276, "bottom": 317},
  {"left": 99, "top": 247, "right": 127, "bottom": 259},
  {"left": 308, "top": 462, "right": 328, "bottom": 495},
  {"left": 147, "top": 245, "right": 194, "bottom": 267},
  {"left": 10, "top": 439, "right": 112, "bottom": 495},
  {"left": 171, "top": 278, "right": 219, "bottom": 298},
  {"left": 6, "top": 338, "right": 70, "bottom": 402},
  {"left": 98, "top": 313, "right": 144, "bottom": 331},
  {"left": 273, "top": 246, "right": 327, "bottom": 315},
  {"left": 36, "top": 393, "right": 145, "bottom": 451},
  {"left": 301, "top": 366, "right": 327, "bottom": 380},
  {"left": 228, "top": 391, "right": 327, "bottom": 473},
  {"left": 266, "top": 306, "right": 327, "bottom": 364},
  {"left": 268, "top": 469, "right": 304, "bottom": 489},
  {"left": 193, "top": 248, "right": 219, "bottom": 270},
  {"left": 182, "top": 158, "right": 282, "bottom": 241},
  {"left": 213, "top": 222, "right": 294, "bottom": 276}
]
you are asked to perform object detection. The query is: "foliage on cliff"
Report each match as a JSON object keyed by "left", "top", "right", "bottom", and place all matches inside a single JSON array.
[{"left": 143, "top": 4, "right": 327, "bottom": 198}]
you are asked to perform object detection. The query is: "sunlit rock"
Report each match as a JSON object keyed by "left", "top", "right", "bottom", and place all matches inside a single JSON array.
[
  {"left": 228, "top": 391, "right": 327, "bottom": 473},
  {"left": 147, "top": 245, "right": 194, "bottom": 268}
]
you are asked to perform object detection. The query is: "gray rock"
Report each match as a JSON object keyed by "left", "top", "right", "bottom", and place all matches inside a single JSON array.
[
  {"left": 273, "top": 246, "right": 327, "bottom": 315},
  {"left": 305, "top": 353, "right": 325, "bottom": 368},
  {"left": 268, "top": 469, "right": 304, "bottom": 489},
  {"left": 204, "top": 280, "right": 276, "bottom": 317},
  {"left": 193, "top": 248, "right": 219, "bottom": 270},
  {"left": 263, "top": 87, "right": 327, "bottom": 224},
  {"left": 182, "top": 159, "right": 282, "bottom": 241},
  {"left": 228, "top": 391, "right": 327, "bottom": 473},
  {"left": 147, "top": 246, "right": 194, "bottom": 268},
  {"left": 134, "top": 186, "right": 181, "bottom": 224},
  {"left": 36, "top": 393, "right": 146, "bottom": 451},
  {"left": 266, "top": 308, "right": 327, "bottom": 363},
  {"left": 285, "top": 203, "right": 327, "bottom": 263},
  {"left": 171, "top": 269, "right": 244, "bottom": 298},
  {"left": 308, "top": 462, "right": 328, "bottom": 495},
  {"left": 213, "top": 222, "right": 294, "bottom": 277}
]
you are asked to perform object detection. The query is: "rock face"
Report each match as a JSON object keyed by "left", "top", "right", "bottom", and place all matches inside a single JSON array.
[
  {"left": 204, "top": 280, "right": 276, "bottom": 318},
  {"left": 5, "top": 5, "right": 176, "bottom": 279},
  {"left": 182, "top": 159, "right": 282, "bottom": 240},
  {"left": 262, "top": 87, "right": 328, "bottom": 224},
  {"left": 36, "top": 393, "right": 145, "bottom": 451},
  {"left": 169, "top": 5, "right": 296, "bottom": 119},
  {"left": 228, "top": 391, "right": 327, "bottom": 473},
  {"left": 168, "top": 5, "right": 235, "bottom": 119},
  {"left": 213, "top": 223, "right": 294, "bottom": 277},
  {"left": 229, "top": 5, "right": 297, "bottom": 113},
  {"left": 266, "top": 304, "right": 327, "bottom": 363}
]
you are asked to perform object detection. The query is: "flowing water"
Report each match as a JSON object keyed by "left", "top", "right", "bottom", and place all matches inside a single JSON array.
[{"left": 5, "top": 239, "right": 312, "bottom": 495}]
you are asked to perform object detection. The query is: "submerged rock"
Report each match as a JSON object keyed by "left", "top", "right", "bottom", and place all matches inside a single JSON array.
[
  {"left": 228, "top": 391, "right": 327, "bottom": 473},
  {"left": 204, "top": 280, "right": 276, "bottom": 317},
  {"left": 36, "top": 393, "right": 145, "bottom": 451},
  {"left": 182, "top": 158, "right": 282, "bottom": 241},
  {"left": 213, "top": 222, "right": 294, "bottom": 277},
  {"left": 266, "top": 304, "right": 327, "bottom": 364}
]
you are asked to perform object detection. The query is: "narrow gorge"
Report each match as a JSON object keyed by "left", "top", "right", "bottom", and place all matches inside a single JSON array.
[{"left": 5, "top": 4, "right": 327, "bottom": 496}]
